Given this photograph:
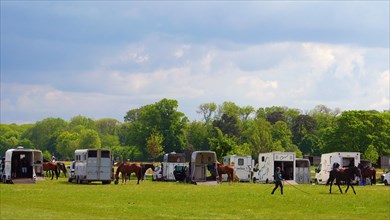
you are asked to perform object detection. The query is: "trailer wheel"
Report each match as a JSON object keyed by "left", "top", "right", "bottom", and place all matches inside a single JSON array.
[{"left": 384, "top": 180, "right": 388, "bottom": 186}]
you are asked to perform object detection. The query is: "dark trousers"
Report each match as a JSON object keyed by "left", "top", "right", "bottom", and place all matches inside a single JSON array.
[{"left": 272, "top": 180, "right": 283, "bottom": 194}]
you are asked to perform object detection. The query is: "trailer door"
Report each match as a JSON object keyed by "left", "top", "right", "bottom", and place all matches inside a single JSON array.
[
  {"left": 87, "top": 150, "right": 98, "bottom": 180},
  {"left": 99, "top": 150, "right": 111, "bottom": 180}
]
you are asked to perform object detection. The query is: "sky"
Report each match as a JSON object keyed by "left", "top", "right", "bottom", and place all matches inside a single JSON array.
[{"left": 1, "top": 1, "right": 389, "bottom": 124}]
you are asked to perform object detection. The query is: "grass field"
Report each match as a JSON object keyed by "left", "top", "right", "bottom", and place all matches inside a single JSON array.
[{"left": 1, "top": 176, "right": 389, "bottom": 220}]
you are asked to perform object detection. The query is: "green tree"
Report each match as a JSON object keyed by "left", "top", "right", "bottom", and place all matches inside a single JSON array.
[
  {"left": 291, "top": 114, "right": 316, "bottom": 145},
  {"left": 128, "top": 98, "right": 188, "bottom": 155},
  {"left": 197, "top": 102, "right": 217, "bottom": 123},
  {"left": 56, "top": 131, "right": 80, "bottom": 160},
  {"left": 69, "top": 115, "right": 96, "bottom": 130},
  {"left": 217, "top": 101, "right": 241, "bottom": 118},
  {"left": 22, "top": 118, "right": 68, "bottom": 154},
  {"left": 241, "top": 118, "right": 274, "bottom": 158},
  {"left": 271, "top": 121, "right": 293, "bottom": 150},
  {"left": 212, "top": 113, "right": 241, "bottom": 137},
  {"left": 363, "top": 144, "right": 379, "bottom": 164},
  {"left": 111, "top": 145, "right": 142, "bottom": 162},
  {"left": 146, "top": 131, "right": 164, "bottom": 161},
  {"left": 322, "top": 111, "right": 389, "bottom": 155},
  {"left": 239, "top": 106, "right": 255, "bottom": 121},
  {"left": 299, "top": 134, "right": 322, "bottom": 156},
  {"left": 186, "top": 121, "right": 211, "bottom": 151},
  {"left": 79, "top": 129, "right": 101, "bottom": 149},
  {"left": 209, "top": 128, "right": 237, "bottom": 161}
]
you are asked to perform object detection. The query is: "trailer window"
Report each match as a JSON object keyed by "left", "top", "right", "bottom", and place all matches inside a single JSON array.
[
  {"left": 296, "top": 160, "right": 308, "bottom": 167},
  {"left": 261, "top": 156, "right": 265, "bottom": 162},
  {"left": 88, "top": 150, "right": 97, "bottom": 158},
  {"left": 238, "top": 158, "right": 244, "bottom": 166},
  {"left": 342, "top": 158, "right": 354, "bottom": 167},
  {"left": 101, "top": 151, "right": 110, "bottom": 158}
]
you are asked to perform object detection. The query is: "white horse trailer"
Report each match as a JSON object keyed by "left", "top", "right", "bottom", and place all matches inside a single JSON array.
[
  {"left": 1, "top": 147, "right": 43, "bottom": 184},
  {"left": 253, "top": 152, "right": 296, "bottom": 183},
  {"left": 190, "top": 151, "right": 218, "bottom": 185},
  {"left": 223, "top": 155, "right": 253, "bottom": 182},
  {"left": 73, "top": 149, "right": 113, "bottom": 184},
  {"left": 315, "top": 152, "right": 360, "bottom": 184},
  {"left": 162, "top": 152, "right": 186, "bottom": 181},
  {"left": 295, "top": 158, "right": 311, "bottom": 184}
]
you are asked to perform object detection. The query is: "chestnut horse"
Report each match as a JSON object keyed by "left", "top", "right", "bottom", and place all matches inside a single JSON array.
[
  {"left": 326, "top": 166, "right": 361, "bottom": 194},
  {"left": 217, "top": 162, "right": 234, "bottom": 183},
  {"left": 358, "top": 163, "right": 376, "bottom": 185},
  {"left": 114, "top": 162, "right": 142, "bottom": 184},
  {"left": 43, "top": 162, "right": 59, "bottom": 180}
]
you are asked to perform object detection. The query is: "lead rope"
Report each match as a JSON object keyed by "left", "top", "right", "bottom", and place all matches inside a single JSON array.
[{"left": 284, "top": 180, "right": 311, "bottom": 194}]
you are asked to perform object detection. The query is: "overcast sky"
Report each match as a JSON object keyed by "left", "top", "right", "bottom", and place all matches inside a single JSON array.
[{"left": 1, "top": 1, "right": 389, "bottom": 124}]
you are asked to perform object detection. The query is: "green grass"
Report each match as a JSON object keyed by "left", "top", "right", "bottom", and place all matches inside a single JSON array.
[{"left": 1, "top": 177, "right": 389, "bottom": 220}]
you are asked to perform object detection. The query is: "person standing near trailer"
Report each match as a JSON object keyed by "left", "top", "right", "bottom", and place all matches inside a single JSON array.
[{"left": 271, "top": 167, "right": 284, "bottom": 195}]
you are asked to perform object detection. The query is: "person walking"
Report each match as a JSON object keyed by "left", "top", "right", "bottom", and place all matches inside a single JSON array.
[{"left": 271, "top": 167, "right": 284, "bottom": 195}]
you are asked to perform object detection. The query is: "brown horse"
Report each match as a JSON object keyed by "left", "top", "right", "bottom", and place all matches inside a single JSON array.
[
  {"left": 114, "top": 162, "right": 142, "bottom": 184},
  {"left": 56, "top": 162, "right": 67, "bottom": 177},
  {"left": 43, "top": 162, "right": 59, "bottom": 180},
  {"left": 217, "top": 162, "right": 234, "bottom": 183},
  {"left": 358, "top": 163, "right": 376, "bottom": 185},
  {"left": 326, "top": 166, "right": 361, "bottom": 194}
]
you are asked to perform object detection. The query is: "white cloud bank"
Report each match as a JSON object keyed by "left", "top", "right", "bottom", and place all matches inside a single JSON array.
[{"left": 1, "top": 40, "right": 389, "bottom": 123}]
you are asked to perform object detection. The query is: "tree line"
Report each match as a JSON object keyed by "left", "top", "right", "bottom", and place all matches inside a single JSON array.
[{"left": 1, "top": 98, "right": 389, "bottom": 164}]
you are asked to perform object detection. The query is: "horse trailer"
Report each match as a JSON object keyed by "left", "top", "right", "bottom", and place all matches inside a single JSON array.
[
  {"left": 72, "top": 149, "right": 113, "bottom": 184},
  {"left": 295, "top": 158, "right": 311, "bottom": 184},
  {"left": 314, "top": 152, "right": 360, "bottom": 184},
  {"left": 162, "top": 152, "right": 186, "bottom": 181},
  {"left": 190, "top": 151, "right": 218, "bottom": 185},
  {"left": 253, "top": 152, "right": 296, "bottom": 183},
  {"left": 1, "top": 147, "right": 43, "bottom": 184},
  {"left": 222, "top": 155, "right": 253, "bottom": 182}
]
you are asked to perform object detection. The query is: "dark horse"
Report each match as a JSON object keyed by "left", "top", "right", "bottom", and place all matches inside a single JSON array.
[
  {"left": 217, "top": 162, "right": 234, "bottom": 183},
  {"left": 115, "top": 162, "right": 142, "bottom": 184},
  {"left": 326, "top": 166, "right": 361, "bottom": 194},
  {"left": 42, "top": 162, "right": 59, "bottom": 180},
  {"left": 358, "top": 163, "right": 376, "bottom": 185},
  {"left": 56, "top": 162, "right": 67, "bottom": 177},
  {"left": 141, "top": 163, "right": 155, "bottom": 181}
]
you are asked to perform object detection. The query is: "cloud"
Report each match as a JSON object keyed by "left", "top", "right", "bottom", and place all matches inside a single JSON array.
[{"left": 1, "top": 38, "right": 389, "bottom": 123}]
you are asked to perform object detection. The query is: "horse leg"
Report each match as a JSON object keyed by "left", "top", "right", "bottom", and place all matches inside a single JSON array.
[
  {"left": 137, "top": 173, "right": 140, "bottom": 184},
  {"left": 337, "top": 182, "right": 343, "bottom": 194},
  {"left": 345, "top": 183, "right": 350, "bottom": 193},
  {"left": 55, "top": 170, "right": 59, "bottom": 180},
  {"left": 51, "top": 170, "right": 54, "bottom": 180},
  {"left": 329, "top": 179, "right": 333, "bottom": 193},
  {"left": 349, "top": 181, "right": 356, "bottom": 194}
]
